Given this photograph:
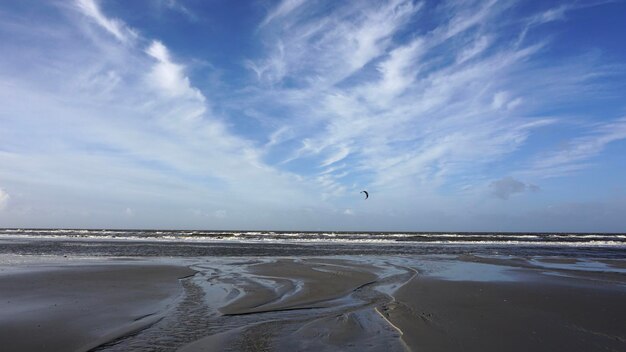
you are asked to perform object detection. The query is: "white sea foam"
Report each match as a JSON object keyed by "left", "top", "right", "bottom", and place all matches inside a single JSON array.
[{"left": 1, "top": 231, "right": 625, "bottom": 248}]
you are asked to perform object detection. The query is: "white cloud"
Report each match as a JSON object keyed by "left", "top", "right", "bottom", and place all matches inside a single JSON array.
[
  {"left": 457, "top": 36, "right": 491, "bottom": 64},
  {"left": 125, "top": 207, "right": 134, "bottom": 217},
  {"left": 491, "top": 91, "right": 523, "bottom": 111},
  {"left": 515, "top": 2, "right": 611, "bottom": 46},
  {"left": 491, "top": 91, "right": 509, "bottom": 109},
  {"left": 145, "top": 40, "right": 205, "bottom": 103},
  {"left": 265, "top": 126, "right": 292, "bottom": 149},
  {"left": 371, "top": 38, "right": 425, "bottom": 106},
  {"left": 320, "top": 145, "right": 351, "bottom": 167},
  {"left": 75, "top": 0, "right": 136, "bottom": 43},
  {"left": 530, "top": 5, "right": 570, "bottom": 25},
  {"left": 162, "top": 0, "right": 197, "bottom": 22},
  {"left": 261, "top": 0, "right": 307, "bottom": 27},
  {"left": 250, "top": 0, "right": 421, "bottom": 86}
]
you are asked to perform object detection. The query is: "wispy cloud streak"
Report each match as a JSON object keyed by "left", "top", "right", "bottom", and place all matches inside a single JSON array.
[
  {"left": 528, "top": 118, "right": 626, "bottom": 178},
  {"left": 75, "top": 0, "right": 136, "bottom": 43}
]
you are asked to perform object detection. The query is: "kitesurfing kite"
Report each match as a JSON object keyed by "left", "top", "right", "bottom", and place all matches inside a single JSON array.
[{"left": 361, "top": 190, "right": 369, "bottom": 200}]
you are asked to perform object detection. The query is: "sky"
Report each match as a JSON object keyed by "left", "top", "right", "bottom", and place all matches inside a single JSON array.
[{"left": 1, "top": 0, "right": 626, "bottom": 232}]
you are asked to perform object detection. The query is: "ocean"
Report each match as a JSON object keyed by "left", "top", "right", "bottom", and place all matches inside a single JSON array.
[{"left": 2, "top": 228, "right": 625, "bottom": 258}]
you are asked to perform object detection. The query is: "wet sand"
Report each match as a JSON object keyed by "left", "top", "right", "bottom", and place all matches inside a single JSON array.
[
  {"left": 181, "top": 256, "right": 626, "bottom": 352},
  {"left": 0, "top": 262, "right": 195, "bottom": 352},
  {"left": 219, "top": 258, "right": 378, "bottom": 315},
  {"left": 385, "top": 276, "right": 626, "bottom": 352},
  {"left": 1, "top": 255, "right": 625, "bottom": 351}
]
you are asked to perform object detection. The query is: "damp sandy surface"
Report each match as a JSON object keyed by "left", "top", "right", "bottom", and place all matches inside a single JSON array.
[{"left": 1, "top": 254, "right": 625, "bottom": 351}]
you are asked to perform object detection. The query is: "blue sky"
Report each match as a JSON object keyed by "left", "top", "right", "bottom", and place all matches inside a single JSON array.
[{"left": 1, "top": 0, "right": 625, "bottom": 231}]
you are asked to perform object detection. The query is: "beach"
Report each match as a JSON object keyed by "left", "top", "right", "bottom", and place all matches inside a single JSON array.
[
  {"left": 0, "top": 260, "right": 195, "bottom": 351},
  {"left": 1, "top": 243, "right": 625, "bottom": 351}
]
